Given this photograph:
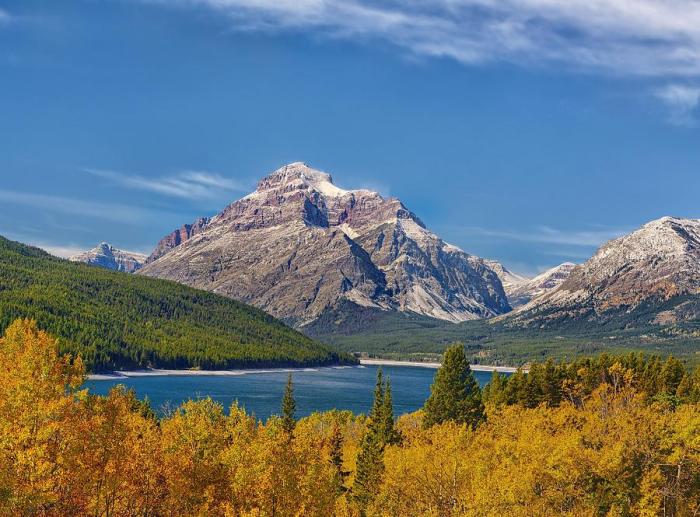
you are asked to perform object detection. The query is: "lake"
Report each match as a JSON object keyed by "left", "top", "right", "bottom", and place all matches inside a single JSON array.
[{"left": 85, "top": 365, "right": 499, "bottom": 420}]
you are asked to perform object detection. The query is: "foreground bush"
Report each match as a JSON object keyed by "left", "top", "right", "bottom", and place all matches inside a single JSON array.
[{"left": 1, "top": 319, "right": 699, "bottom": 516}]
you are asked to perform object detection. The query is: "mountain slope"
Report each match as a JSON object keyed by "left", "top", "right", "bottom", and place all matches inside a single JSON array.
[
  {"left": 140, "top": 162, "right": 510, "bottom": 324},
  {"left": 69, "top": 242, "right": 147, "bottom": 273},
  {"left": 0, "top": 235, "right": 352, "bottom": 371},
  {"left": 507, "top": 216, "right": 700, "bottom": 327}
]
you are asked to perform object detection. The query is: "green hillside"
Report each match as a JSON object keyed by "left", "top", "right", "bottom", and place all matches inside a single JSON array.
[{"left": 0, "top": 236, "right": 355, "bottom": 371}]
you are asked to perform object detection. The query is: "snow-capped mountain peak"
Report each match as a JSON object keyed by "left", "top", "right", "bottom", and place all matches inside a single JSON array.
[
  {"left": 140, "top": 162, "right": 510, "bottom": 324},
  {"left": 69, "top": 243, "right": 147, "bottom": 273}
]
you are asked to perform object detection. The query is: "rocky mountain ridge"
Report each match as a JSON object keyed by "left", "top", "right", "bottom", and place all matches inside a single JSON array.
[
  {"left": 506, "top": 216, "right": 700, "bottom": 326},
  {"left": 139, "top": 162, "right": 511, "bottom": 324}
]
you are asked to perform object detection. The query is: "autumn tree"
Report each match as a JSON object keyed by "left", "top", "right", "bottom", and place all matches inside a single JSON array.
[
  {"left": 0, "top": 319, "right": 86, "bottom": 515},
  {"left": 423, "top": 343, "right": 485, "bottom": 429}
]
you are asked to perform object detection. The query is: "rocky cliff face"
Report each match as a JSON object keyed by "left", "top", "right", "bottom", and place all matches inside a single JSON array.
[
  {"left": 139, "top": 162, "right": 510, "bottom": 324},
  {"left": 505, "top": 217, "right": 700, "bottom": 326},
  {"left": 146, "top": 217, "right": 210, "bottom": 264},
  {"left": 69, "top": 243, "right": 146, "bottom": 273}
]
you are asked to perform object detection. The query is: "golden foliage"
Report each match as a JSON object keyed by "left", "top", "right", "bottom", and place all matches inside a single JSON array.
[{"left": 1, "top": 319, "right": 700, "bottom": 516}]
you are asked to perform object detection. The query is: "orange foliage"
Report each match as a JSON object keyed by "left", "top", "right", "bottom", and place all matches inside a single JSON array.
[{"left": 1, "top": 319, "right": 699, "bottom": 516}]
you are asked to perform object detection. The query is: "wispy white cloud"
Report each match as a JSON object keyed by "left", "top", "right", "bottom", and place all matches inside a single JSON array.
[
  {"left": 36, "top": 243, "right": 89, "bottom": 259},
  {"left": 84, "top": 168, "right": 247, "bottom": 200},
  {"left": 0, "top": 8, "right": 11, "bottom": 25},
  {"left": 144, "top": 0, "right": 700, "bottom": 77},
  {"left": 655, "top": 84, "right": 700, "bottom": 126},
  {"left": 452, "top": 224, "right": 627, "bottom": 247},
  {"left": 0, "top": 229, "right": 95, "bottom": 259},
  {"left": 0, "top": 189, "right": 171, "bottom": 224},
  {"left": 8, "top": 235, "right": 152, "bottom": 259}
]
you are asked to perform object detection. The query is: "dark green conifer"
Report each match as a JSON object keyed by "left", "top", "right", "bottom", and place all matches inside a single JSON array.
[
  {"left": 380, "top": 378, "right": 401, "bottom": 445},
  {"left": 422, "top": 343, "right": 485, "bottom": 429},
  {"left": 281, "top": 373, "right": 296, "bottom": 436},
  {"left": 483, "top": 370, "right": 507, "bottom": 407},
  {"left": 328, "top": 423, "right": 348, "bottom": 494},
  {"left": 353, "top": 369, "right": 389, "bottom": 512},
  {"left": 369, "top": 368, "right": 385, "bottom": 420}
]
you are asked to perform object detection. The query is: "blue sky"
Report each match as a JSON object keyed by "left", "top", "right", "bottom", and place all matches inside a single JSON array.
[{"left": 1, "top": 0, "right": 700, "bottom": 275}]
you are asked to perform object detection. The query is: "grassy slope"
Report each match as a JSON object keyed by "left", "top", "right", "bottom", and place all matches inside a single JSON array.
[
  {"left": 305, "top": 300, "right": 700, "bottom": 366},
  {"left": 0, "top": 236, "right": 355, "bottom": 371}
]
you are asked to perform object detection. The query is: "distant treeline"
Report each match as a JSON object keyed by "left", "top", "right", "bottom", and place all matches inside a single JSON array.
[
  {"left": 0, "top": 236, "right": 355, "bottom": 371},
  {"left": 483, "top": 352, "right": 696, "bottom": 408}
]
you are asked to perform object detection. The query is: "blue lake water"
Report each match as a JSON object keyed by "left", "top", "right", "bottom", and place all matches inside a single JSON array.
[{"left": 85, "top": 365, "right": 499, "bottom": 420}]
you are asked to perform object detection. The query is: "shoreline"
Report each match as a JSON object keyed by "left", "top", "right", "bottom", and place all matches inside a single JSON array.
[
  {"left": 87, "top": 364, "right": 358, "bottom": 381},
  {"left": 86, "top": 359, "right": 524, "bottom": 381},
  {"left": 359, "top": 358, "right": 523, "bottom": 373}
]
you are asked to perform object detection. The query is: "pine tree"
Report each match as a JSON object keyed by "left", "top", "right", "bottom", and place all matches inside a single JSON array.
[
  {"left": 483, "top": 370, "right": 507, "bottom": 407},
  {"left": 370, "top": 368, "right": 385, "bottom": 420},
  {"left": 281, "top": 373, "right": 296, "bottom": 436},
  {"left": 353, "top": 369, "right": 388, "bottom": 512},
  {"left": 353, "top": 428, "right": 384, "bottom": 513},
  {"left": 328, "top": 423, "right": 348, "bottom": 495},
  {"left": 541, "top": 359, "right": 562, "bottom": 407},
  {"left": 422, "top": 343, "right": 485, "bottom": 429},
  {"left": 379, "top": 378, "right": 401, "bottom": 445},
  {"left": 660, "top": 356, "right": 686, "bottom": 395}
]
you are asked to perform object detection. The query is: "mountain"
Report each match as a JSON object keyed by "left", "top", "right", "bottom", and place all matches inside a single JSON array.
[
  {"left": 69, "top": 242, "right": 147, "bottom": 273},
  {"left": 302, "top": 216, "right": 700, "bottom": 366},
  {"left": 140, "top": 162, "right": 510, "bottom": 325},
  {"left": 506, "top": 263, "right": 576, "bottom": 307},
  {"left": 506, "top": 217, "right": 700, "bottom": 327},
  {"left": 483, "top": 260, "right": 529, "bottom": 296},
  {"left": 0, "top": 235, "right": 352, "bottom": 371},
  {"left": 484, "top": 260, "right": 575, "bottom": 307}
]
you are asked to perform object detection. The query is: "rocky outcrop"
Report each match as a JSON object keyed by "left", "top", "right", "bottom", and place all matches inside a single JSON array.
[
  {"left": 146, "top": 217, "right": 210, "bottom": 263},
  {"left": 69, "top": 242, "right": 147, "bottom": 273},
  {"left": 139, "top": 162, "right": 510, "bottom": 324}
]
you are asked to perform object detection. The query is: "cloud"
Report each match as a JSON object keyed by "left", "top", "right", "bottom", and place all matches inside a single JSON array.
[
  {"left": 0, "top": 9, "right": 11, "bottom": 25},
  {"left": 655, "top": 84, "right": 700, "bottom": 126},
  {"left": 452, "top": 224, "right": 627, "bottom": 247},
  {"left": 85, "top": 168, "right": 248, "bottom": 200},
  {"left": 143, "top": 0, "right": 700, "bottom": 77},
  {"left": 0, "top": 189, "right": 172, "bottom": 224},
  {"left": 36, "top": 243, "right": 90, "bottom": 259}
]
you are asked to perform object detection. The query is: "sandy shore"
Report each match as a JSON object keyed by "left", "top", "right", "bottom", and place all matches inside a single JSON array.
[
  {"left": 359, "top": 358, "right": 523, "bottom": 373},
  {"left": 87, "top": 365, "right": 356, "bottom": 381},
  {"left": 87, "top": 360, "right": 524, "bottom": 380}
]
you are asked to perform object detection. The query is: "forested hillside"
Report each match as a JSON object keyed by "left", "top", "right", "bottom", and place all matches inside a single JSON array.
[{"left": 0, "top": 236, "right": 353, "bottom": 371}]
